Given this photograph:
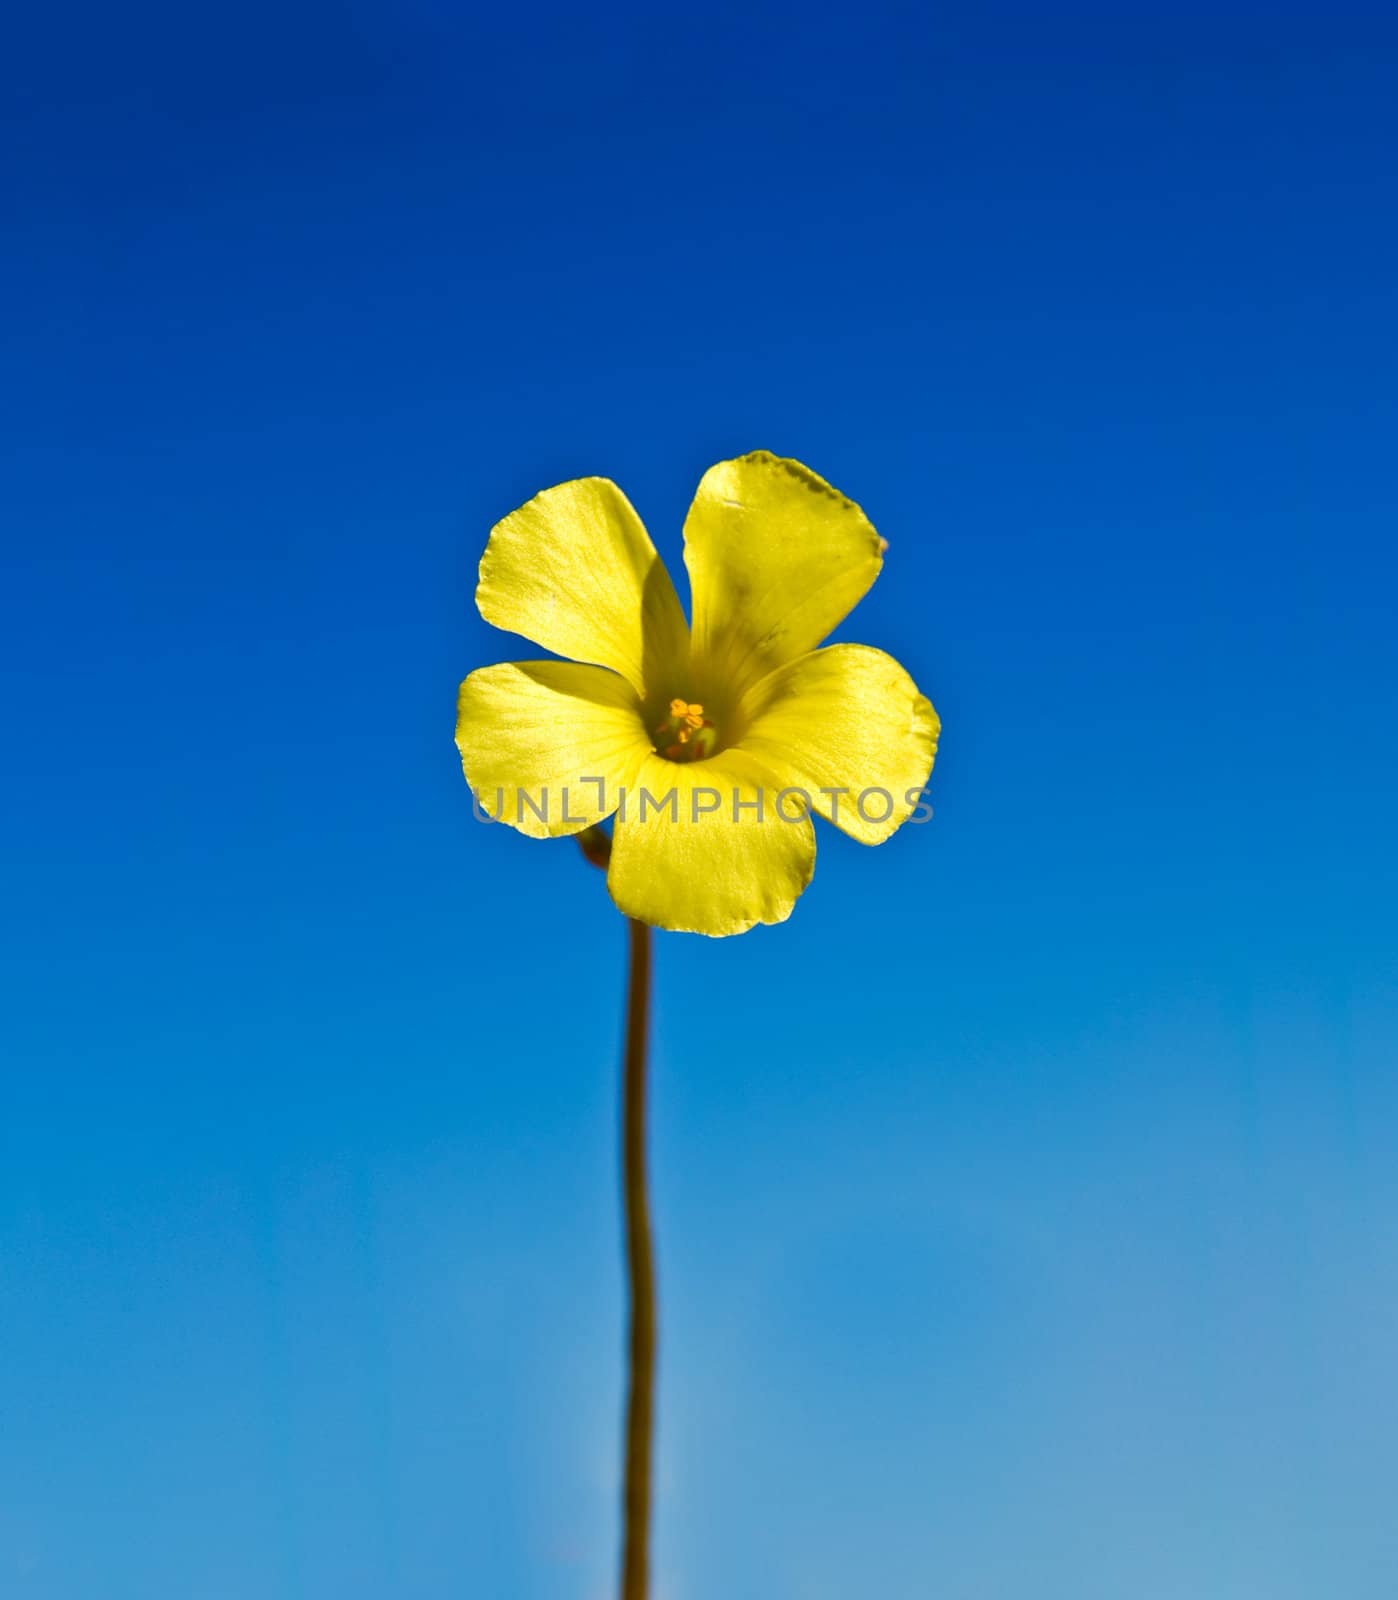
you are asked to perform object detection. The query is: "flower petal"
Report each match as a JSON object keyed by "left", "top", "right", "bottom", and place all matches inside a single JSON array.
[
  {"left": 607, "top": 749, "right": 816, "bottom": 936},
  {"left": 683, "top": 451, "right": 885, "bottom": 695},
  {"left": 477, "top": 477, "right": 689, "bottom": 697},
  {"left": 738, "top": 644, "right": 939, "bottom": 844},
  {"left": 456, "top": 661, "right": 651, "bottom": 838}
]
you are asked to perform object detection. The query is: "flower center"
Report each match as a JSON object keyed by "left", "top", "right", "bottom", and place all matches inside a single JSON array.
[{"left": 654, "top": 697, "right": 717, "bottom": 762}]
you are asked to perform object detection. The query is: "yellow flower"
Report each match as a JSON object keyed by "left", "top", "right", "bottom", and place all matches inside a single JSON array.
[{"left": 455, "top": 450, "right": 940, "bottom": 936}]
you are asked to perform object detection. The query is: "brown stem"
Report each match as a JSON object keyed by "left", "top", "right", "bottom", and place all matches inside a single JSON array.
[
  {"left": 573, "top": 829, "right": 658, "bottom": 1596},
  {"left": 620, "top": 915, "right": 655, "bottom": 1600}
]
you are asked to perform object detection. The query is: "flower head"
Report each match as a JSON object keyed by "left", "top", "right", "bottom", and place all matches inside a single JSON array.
[{"left": 456, "top": 451, "right": 939, "bottom": 936}]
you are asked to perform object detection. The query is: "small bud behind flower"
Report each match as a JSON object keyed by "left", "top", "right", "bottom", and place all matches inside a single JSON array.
[{"left": 576, "top": 823, "right": 612, "bottom": 870}]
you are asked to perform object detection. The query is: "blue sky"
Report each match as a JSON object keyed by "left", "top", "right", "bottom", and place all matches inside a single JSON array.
[{"left": 4, "top": 4, "right": 1397, "bottom": 1597}]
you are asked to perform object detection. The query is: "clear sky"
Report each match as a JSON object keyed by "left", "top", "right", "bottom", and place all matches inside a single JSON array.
[{"left": 4, "top": 4, "right": 1397, "bottom": 1597}]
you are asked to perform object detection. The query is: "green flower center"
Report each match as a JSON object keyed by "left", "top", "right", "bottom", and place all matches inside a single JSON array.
[{"left": 653, "top": 697, "right": 717, "bottom": 762}]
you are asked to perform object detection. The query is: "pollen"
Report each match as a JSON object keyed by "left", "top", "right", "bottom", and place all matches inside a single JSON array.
[{"left": 656, "top": 699, "right": 716, "bottom": 761}]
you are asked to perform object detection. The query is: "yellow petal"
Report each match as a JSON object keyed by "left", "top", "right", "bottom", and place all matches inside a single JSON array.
[
  {"left": 606, "top": 748, "right": 816, "bottom": 936},
  {"left": 477, "top": 478, "right": 689, "bottom": 697},
  {"left": 683, "top": 451, "right": 885, "bottom": 695},
  {"left": 456, "top": 661, "right": 651, "bottom": 838},
  {"left": 738, "top": 644, "right": 939, "bottom": 844}
]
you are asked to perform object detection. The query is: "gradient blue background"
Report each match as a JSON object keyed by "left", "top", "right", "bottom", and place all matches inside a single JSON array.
[{"left": 4, "top": 5, "right": 1397, "bottom": 1596}]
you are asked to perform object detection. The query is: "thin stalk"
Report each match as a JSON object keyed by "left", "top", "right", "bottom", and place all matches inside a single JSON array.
[{"left": 620, "top": 915, "right": 655, "bottom": 1600}]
